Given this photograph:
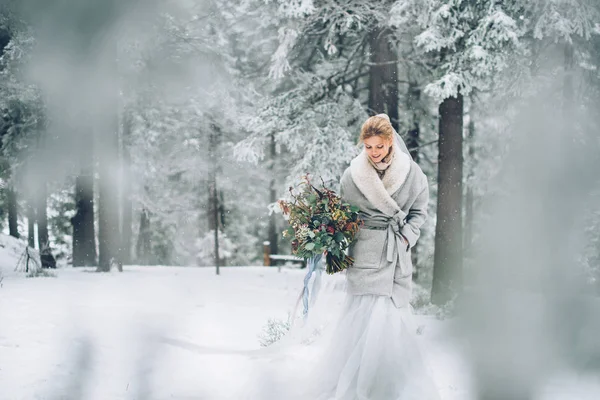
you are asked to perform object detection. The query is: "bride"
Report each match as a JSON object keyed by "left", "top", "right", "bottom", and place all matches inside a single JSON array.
[
  {"left": 332, "top": 113, "right": 438, "bottom": 399},
  {"left": 238, "top": 113, "right": 440, "bottom": 400}
]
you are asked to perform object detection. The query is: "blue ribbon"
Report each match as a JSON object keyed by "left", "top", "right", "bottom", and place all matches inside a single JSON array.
[{"left": 302, "top": 254, "right": 323, "bottom": 317}]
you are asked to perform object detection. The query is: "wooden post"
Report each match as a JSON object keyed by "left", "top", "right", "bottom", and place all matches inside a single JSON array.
[{"left": 263, "top": 241, "right": 271, "bottom": 266}]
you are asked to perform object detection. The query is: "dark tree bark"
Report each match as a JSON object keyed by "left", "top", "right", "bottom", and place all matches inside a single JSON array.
[
  {"left": 267, "top": 132, "right": 278, "bottom": 256},
  {"left": 37, "top": 183, "right": 56, "bottom": 269},
  {"left": 406, "top": 80, "right": 422, "bottom": 280},
  {"left": 72, "top": 153, "right": 97, "bottom": 267},
  {"left": 367, "top": 28, "right": 399, "bottom": 130},
  {"left": 7, "top": 186, "right": 19, "bottom": 239},
  {"left": 208, "top": 124, "right": 221, "bottom": 275},
  {"left": 406, "top": 80, "right": 421, "bottom": 162},
  {"left": 37, "top": 186, "right": 49, "bottom": 250},
  {"left": 432, "top": 93, "right": 464, "bottom": 305},
  {"left": 120, "top": 111, "right": 133, "bottom": 265},
  {"left": 135, "top": 208, "right": 151, "bottom": 265},
  {"left": 219, "top": 190, "right": 226, "bottom": 230},
  {"left": 27, "top": 200, "right": 35, "bottom": 248}
]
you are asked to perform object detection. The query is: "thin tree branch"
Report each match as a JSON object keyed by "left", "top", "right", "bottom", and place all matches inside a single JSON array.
[
  {"left": 342, "top": 36, "right": 368, "bottom": 77},
  {"left": 407, "top": 138, "right": 439, "bottom": 152},
  {"left": 365, "top": 59, "right": 408, "bottom": 66}
]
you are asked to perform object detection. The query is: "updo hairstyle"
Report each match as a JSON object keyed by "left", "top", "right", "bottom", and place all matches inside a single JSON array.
[{"left": 359, "top": 114, "right": 394, "bottom": 144}]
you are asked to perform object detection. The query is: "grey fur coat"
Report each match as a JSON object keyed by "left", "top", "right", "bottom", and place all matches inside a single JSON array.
[{"left": 339, "top": 145, "right": 429, "bottom": 308}]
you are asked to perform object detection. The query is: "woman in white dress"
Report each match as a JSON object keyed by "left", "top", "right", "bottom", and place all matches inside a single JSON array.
[{"left": 245, "top": 114, "right": 440, "bottom": 400}]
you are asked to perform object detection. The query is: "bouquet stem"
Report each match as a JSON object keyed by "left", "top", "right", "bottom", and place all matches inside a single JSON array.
[{"left": 325, "top": 253, "right": 354, "bottom": 275}]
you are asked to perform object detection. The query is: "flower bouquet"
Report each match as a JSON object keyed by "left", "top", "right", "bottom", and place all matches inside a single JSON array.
[{"left": 278, "top": 175, "right": 362, "bottom": 275}]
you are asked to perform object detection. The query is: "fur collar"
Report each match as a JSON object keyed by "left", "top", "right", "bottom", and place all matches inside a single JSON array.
[{"left": 350, "top": 149, "right": 411, "bottom": 216}]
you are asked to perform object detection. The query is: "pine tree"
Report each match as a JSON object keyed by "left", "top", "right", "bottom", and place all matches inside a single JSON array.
[{"left": 392, "top": 0, "right": 529, "bottom": 304}]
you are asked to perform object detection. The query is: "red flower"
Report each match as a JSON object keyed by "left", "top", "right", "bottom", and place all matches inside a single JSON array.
[{"left": 326, "top": 226, "right": 335, "bottom": 234}]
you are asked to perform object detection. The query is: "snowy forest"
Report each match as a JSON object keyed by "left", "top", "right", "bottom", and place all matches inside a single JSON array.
[
  {"left": 1, "top": 0, "right": 600, "bottom": 398},
  {"left": 2, "top": 0, "right": 599, "bottom": 301}
]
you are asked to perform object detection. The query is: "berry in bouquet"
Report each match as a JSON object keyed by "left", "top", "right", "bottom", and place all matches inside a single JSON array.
[{"left": 278, "top": 175, "right": 362, "bottom": 275}]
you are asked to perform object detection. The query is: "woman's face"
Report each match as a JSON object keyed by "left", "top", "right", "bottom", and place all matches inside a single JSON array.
[{"left": 363, "top": 136, "right": 392, "bottom": 163}]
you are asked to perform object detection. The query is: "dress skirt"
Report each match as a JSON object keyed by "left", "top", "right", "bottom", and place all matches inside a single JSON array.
[{"left": 240, "top": 291, "right": 441, "bottom": 400}]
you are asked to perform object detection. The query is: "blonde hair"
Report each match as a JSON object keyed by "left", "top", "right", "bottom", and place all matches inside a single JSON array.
[{"left": 359, "top": 114, "right": 394, "bottom": 144}]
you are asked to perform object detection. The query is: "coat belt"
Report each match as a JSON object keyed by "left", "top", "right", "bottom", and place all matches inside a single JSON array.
[{"left": 361, "top": 211, "right": 408, "bottom": 275}]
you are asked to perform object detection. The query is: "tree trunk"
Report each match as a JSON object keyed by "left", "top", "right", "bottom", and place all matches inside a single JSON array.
[
  {"left": 406, "top": 80, "right": 421, "bottom": 280},
  {"left": 563, "top": 42, "right": 574, "bottom": 116},
  {"left": 465, "top": 99, "right": 476, "bottom": 256},
  {"left": 432, "top": 93, "right": 464, "bottom": 305},
  {"left": 208, "top": 124, "right": 221, "bottom": 275},
  {"left": 212, "top": 189, "right": 220, "bottom": 273},
  {"left": 72, "top": 152, "right": 97, "bottom": 267},
  {"left": 267, "top": 132, "right": 278, "bottom": 256},
  {"left": 37, "top": 183, "right": 56, "bottom": 269},
  {"left": 135, "top": 208, "right": 151, "bottom": 265},
  {"left": 97, "top": 42, "right": 121, "bottom": 272},
  {"left": 97, "top": 133, "right": 120, "bottom": 271},
  {"left": 367, "top": 28, "right": 399, "bottom": 130},
  {"left": 218, "top": 190, "right": 227, "bottom": 266},
  {"left": 219, "top": 190, "right": 226, "bottom": 230},
  {"left": 406, "top": 80, "right": 421, "bottom": 162},
  {"left": 37, "top": 185, "right": 49, "bottom": 250},
  {"left": 27, "top": 200, "right": 35, "bottom": 248},
  {"left": 7, "top": 186, "right": 19, "bottom": 239},
  {"left": 120, "top": 111, "right": 133, "bottom": 265}
]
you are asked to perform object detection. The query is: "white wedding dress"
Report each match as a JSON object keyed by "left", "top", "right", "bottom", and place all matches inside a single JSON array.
[{"left": 236, "top": 272, "right": 441, "bottom": 400}]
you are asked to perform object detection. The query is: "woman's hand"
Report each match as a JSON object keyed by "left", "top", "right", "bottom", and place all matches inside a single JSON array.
[{"left": 400, "top": 233, "right": 410, "bottom": 251}]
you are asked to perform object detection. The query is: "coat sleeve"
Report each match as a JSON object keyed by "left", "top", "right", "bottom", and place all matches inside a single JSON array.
[{"left": 400, "top": 173, "right": 429, "bottom": 249}]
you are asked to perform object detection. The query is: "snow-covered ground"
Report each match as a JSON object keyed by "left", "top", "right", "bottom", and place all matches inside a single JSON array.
[{"left": 0, "top": 235, "right": 598, "bottom": 400}]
